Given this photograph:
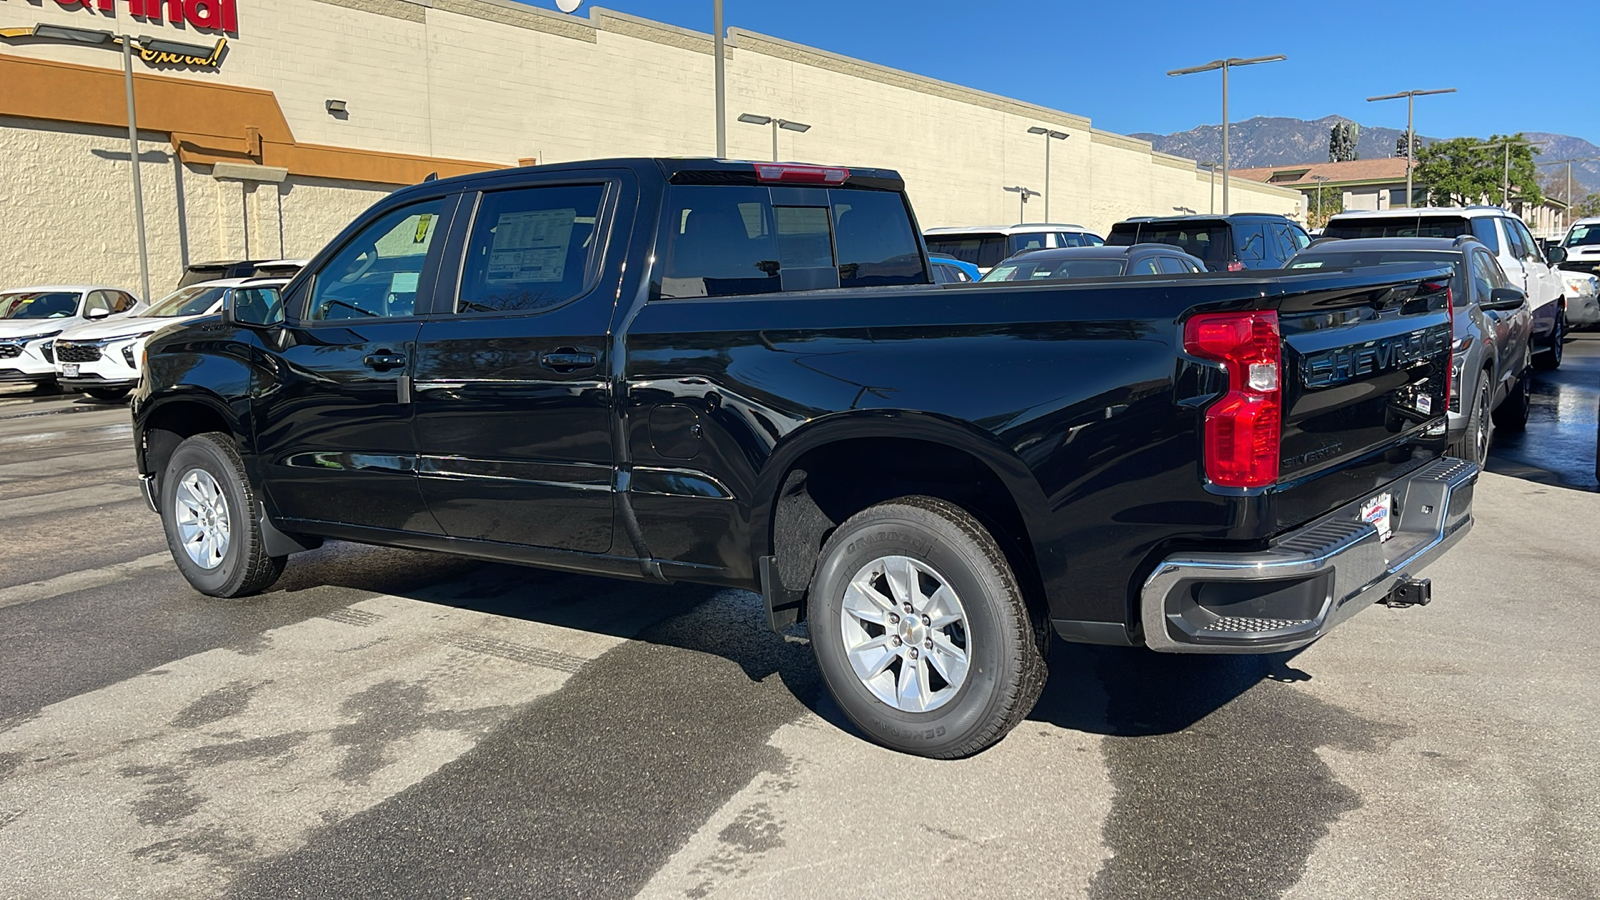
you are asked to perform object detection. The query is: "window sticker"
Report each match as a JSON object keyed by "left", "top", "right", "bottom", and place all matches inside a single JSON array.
[{"left": 488, "top": 209, "right": 576, "bottom": 283}]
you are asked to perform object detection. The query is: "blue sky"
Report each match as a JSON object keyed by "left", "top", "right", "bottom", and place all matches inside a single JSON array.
[{"left": 526, "top": 0, "right": 1595, "bottom": 146}]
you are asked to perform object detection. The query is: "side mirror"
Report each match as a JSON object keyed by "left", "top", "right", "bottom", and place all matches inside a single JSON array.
[
  {"left": 225, "top": 286, "right": 285, "bottom": 328},
  {"left": 1546, "top": 246, "right": 1568, "bottom": 265},
  {"left": 1483, "top": 287, "right": 1527, "bottom": 312},
  {"left": 85, "top": 307, "right": 111, "bottom": 320}
]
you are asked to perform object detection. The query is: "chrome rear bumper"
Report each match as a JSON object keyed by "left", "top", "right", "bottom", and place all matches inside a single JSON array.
[{"left": 1140, "top": 458, "right": 1478, "bottom": 654}]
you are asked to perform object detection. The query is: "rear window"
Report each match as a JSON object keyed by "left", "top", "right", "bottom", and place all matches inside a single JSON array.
[
  {"left": 1109, "top": 223, "right": 1230, "bottom": 264},
  {"left": 1288, "top": 250, "right": 1463, "bottom": 285},
  {"left": 983, "top": 258, "right": 1124, "bottom": 281},
  {"left": 1322, "top": 216, "right": 1474, "bottom": 241},
  {"left": 656, "top": 185, "right": 927, "bottom": 299},
  {"left": 143, "top": 285, "right": 228, "bottom": 318},
  {"left": 925, "top": 234, "right": 1009, "bottom": 269}
]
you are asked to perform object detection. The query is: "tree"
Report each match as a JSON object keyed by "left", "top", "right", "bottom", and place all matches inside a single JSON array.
[
  {"left": 1329, "top": 121, "right": 1359, "bottom": 163},
  {"left": 1413, "top": 134, "right": 1543, "bottom": 207},
  {"left": 1304, "top": 184, "right": 1345, "bottom": 229},
  {"left": 1576, "top": 192, "right": 1600, "bottom": 218}
]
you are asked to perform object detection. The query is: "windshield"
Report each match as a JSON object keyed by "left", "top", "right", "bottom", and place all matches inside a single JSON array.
[
  {"left": 925, "top": 234, "right": 1010, "bottom": 269},
  {"left": 141, "top": 285, "right": 229, "bottom": 318},
  {"left": 1109, "top": 224, "right": 1229, "bottom": 262},
  {"left": 0, "top": 291, "right": 79, "bottom": 319},
  {"left": 983, "top": 258, "right": 1125, "bottom": 281},
  {"left": 1323, "top": 216, "right": 1472, "bottom": 240},
  {"left": 1565, "top": 224, "right": 1600, "bottom": 247}
]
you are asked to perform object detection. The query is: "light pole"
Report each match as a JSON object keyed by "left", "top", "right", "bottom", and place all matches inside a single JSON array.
[
  {"left": 1173, "top": 206, "right": 1196, "bottom": 215},
  {"left": 1167, "top": 55, "right": 1286, "bottom": 215},
  {"left": 6, "top": 26, "right": 204, "bottom": 301},
  {"left": 1026, "top": 126, "right": 1069, "bottom": 222},
  {"left": 1537, "top": 156, "right": 1600, "bottom": 228},
  {"left": 1310, "top": 174, "right": 1330, "bottom": 224},
  {"left": 714, "top": 0, "right": 725, "bottom": 157},
  {"left": 1003, "top": 185, "right": 1039, "bottom": 223},
  {"left": 1482, "top": 138, "right": 1542, "bottom": 207},
  {"left": 1366, "top": 88, "right": 1455, "bottom": 209},
  {"left": 738, "top": 113, "right": 809, "bottom": 161},
  {"left": 1198, "top": 160, "right": 1219, "bottom": 213}
]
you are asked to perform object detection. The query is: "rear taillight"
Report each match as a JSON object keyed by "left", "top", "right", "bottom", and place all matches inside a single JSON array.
[
  {"left": 1227, "top": 260, "right": 1246, "bottom": 272},
  {"left": 755, "top": 164, "right": 850, "bottom": 185},
  {"left": 1184, "top": 310, "right": 1282, "bottom": 488}
]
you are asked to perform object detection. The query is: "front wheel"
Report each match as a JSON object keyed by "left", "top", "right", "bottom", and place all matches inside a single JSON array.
[
  {"left": 1450, "top": 371, "right": 1494, "bottom": 465},
  {"left": 1534, "top": 309, "right": 1565, "bottom": 371},
  {"left": 1492, "top": 372, "right": 1530, "bottom": 433},
  {"left": 160, "top": 432, "right": 286, "bottom": 597},
  {"left": 807, "top": 496, "right": 1046, "bottom": 759}
]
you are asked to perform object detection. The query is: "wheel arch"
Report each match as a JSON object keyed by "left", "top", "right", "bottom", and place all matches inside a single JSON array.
[
  {"left": 752, "top": 411, "right": 1052, "bottom": 630},
  {"left": 137, "top": 390, "right": 246, "bottom": 490}
]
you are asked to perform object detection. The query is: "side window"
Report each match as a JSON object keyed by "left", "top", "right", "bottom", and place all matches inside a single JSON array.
[
  {"left": 657, "top": 185, "right": 780, "bottom": 299},
  {"left": 84, "top": 291, "right": 112, "bottom": 315},
  {"left": 1477, "top": 249, "right": 1511, "bottom": 289},
  {"left": 1512, "top": 220, "right": 1543, "bottom": 263},
  {"left": 1498, "top": 219, "right": 1524, "bottom": 260},
  {"left": 1470, "top": 218, "right": 1501, "bottom": 253},
  {"left": 1156, "top": 256, "right": 1190, "bottom": 274},
  {"left": 1055, "top": 232, "right": 1085, "bottom": 248},
  {"left": 1011, "top": 232, "right": 1051, "bottom": 254},
  {"left": 308, "top": 199, "right": 444, "bottom": 320},
  {"left": 456, "top": 184, "right": 605, "bottom": 315},
  {"left": 976, "top": 237, "right": 1009, "bottom": 269},
  {"left": 1130, "top": 257, "right": 1160, "bottom": 275},
  {"left": 832, "top": 189, "right": 926, "bottom": 288},
  {"left": 1083, "top": 233, "right": 1105, "bottom": 246}
]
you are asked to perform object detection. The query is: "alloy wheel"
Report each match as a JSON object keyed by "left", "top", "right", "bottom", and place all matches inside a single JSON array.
[
  {"left": 174, "top": 468, "right": 231, "bottom": 570},
  {"left": 838, "top": 555, "right": 971, "bottom": 713}
]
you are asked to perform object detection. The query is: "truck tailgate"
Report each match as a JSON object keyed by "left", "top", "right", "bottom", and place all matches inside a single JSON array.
[{"left": 1270, "top": 266, "right": 1454, "bottom": 533}]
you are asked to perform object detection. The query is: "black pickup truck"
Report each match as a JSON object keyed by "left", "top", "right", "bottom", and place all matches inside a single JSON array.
[{"left": 133, "top": 158, "right": 1476, "bottom": 758}]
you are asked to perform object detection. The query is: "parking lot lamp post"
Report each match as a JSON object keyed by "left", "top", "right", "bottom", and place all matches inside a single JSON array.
[
  {"left": 1167, "top": 55, "right": 1286, "bottom": 216},
  {"left": 1026, "top": 127, "right": 1068, "bottom": 221},
  {"left": 1199, "top": 161, "right": 1219, "bottom": 213},
  {"left": 1003, "top": 185, "right": 1039, "bottom": 223},
  {"left": 1537, "top": 157, "right": 1600, "bottom": 230},
  {"left": 1366, "top": 88, "right": 1456, "bottom": 209},
  {"left": 1482, "top": 138, "right": 1542, "bottom": 207},
  {"left": 1310, "top": 174, "right": 1330, "bottom": 222},
  {"left": 738, "top": 113, "right": 809, "bottom": 162},
  {"left": 714, "top": 0, "right": 725, "bottom": 157}
]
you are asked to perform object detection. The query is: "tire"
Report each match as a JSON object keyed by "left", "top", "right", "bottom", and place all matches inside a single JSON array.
[
  {"left": 160, "top": 432, "right": 286, "bottom": 598},
  {"left": 1534, "top": 309, "right": 1565, "bottom": 371},
  {"left": 85, "top": 387, "right": 130, "bottom": 402},
  {"left": 1450, "top": 371, "right": 1494, "bottom": 465},
  {"left": 1492, "top": 372, "right": 1530, "bottom": 433},
  {"left": 807, "top": 495, "right": 1046, "bottom": 759}
]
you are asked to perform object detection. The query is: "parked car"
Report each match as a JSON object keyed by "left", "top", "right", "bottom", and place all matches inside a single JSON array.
[
  {"left": 134, "top": 157, "right": 1474, "bottom": 759},
  {"left": 928, "top": 254, "right": 981, "bottom": 284},
  {"left": 175, "top": 258, "right": 306, "bottom": 288},
  {"left": 1555, "top": 218, "right": 1600, "bottom": 327},
  {"left": 0, "top": 285, "right": 143, "bottom": 388},
  {"left": 1106, "top": 213, "right": 1312, "bottom": 272},
  {"left": 923, "top": 224, "right": 1105, "bottom": 275},
  {"left": 1287, "top": 236, "right": 1533, "bottom": 465},
  {"left": 1322, "top": 208, "right": 1568, "bottom": 368},
  {"left": 53, "top": 277, "right": 288, "bottom": 401},
  {"left": 981, "top": 244, "right": 1206, "bottom": 282}
]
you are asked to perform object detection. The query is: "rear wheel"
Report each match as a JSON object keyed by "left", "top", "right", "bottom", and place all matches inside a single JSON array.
[
  {"left": 807, "top": 495, "right": 1046, "bottom": 759},
  {"left": 1492, "top": 372, "right": 1530, "bottom": 433},
  {"left": 1534, "top": 309, "right": 1565, "bottom": 371},
  {"left": 160, "top": 432, "right": 286, "bottom": 598},
  {"left": 1450, "top": 371, "right": 1494, "bottom": 465}
]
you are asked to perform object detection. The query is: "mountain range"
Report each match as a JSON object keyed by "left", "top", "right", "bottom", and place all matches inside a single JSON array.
[{"left": 1130, "top": 116, "right": 1600, "bottom": 199}]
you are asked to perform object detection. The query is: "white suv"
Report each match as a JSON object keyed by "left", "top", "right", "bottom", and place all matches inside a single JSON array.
[
  {"left": 1324, "top": 208, "right": 1569, "bottom": 369},
  {"left": 53, "top": 278, "right": 286, "bottom": 401},
  {"left": 0, "top": 285, "right": 143, "bottom": 389},
  {"left": 1555, "top": 217, "right": 1600, "bottom": 327}
]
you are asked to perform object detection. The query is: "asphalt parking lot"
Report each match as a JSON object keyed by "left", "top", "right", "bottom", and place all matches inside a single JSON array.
[{"left": 0, "top": 339, "right": 1597, "bottom": 899}]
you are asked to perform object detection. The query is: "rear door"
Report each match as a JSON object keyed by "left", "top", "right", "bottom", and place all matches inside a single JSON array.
[
  {"left": 1494, "top": 217, "right": 1532, "bottom": 295},
  {"left": 410, "top": 176, "right": 622, "bottom": 553}
]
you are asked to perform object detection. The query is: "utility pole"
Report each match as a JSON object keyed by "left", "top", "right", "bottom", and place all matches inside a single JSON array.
[
  {"left": 1310, "top": 174, "right": 1330, "bottom": 224},
  {"left": 1537, "top": 156, "right": 1600, "bottom": 228},
  {"left": 1482, "top": 138, "right": 1541, "bottom": 207},
  {"left": 1168, "top": 55, "right": 1286, "bottom": 215},
  {"left": 1367, "top": 88, "right": 1455, "bottom": 209}
]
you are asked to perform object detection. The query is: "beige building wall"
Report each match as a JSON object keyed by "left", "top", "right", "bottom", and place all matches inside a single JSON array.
[{"left": 0, "top": 1, "right": 1300, "bottom": 296}]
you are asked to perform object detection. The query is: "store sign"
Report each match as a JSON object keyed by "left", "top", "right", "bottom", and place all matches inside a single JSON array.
[
  {"left": 48, "top": 0, "right": 238, "bottom": 34},
  {"left": 142, "top": 36, "right": 227, "bottom": 67}
]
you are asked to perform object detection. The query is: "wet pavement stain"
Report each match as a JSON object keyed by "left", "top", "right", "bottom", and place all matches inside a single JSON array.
[
  {"left": 1063, "top": 648, "right": 1405, "bottom": 900},
  {"left": 131, "top": 824, "right": 259, "bottom": 870},
  {"left": 1488, "top": 333, "right": 1599, "bottom": 491},
  {"left": 117, "top": 763, "right": 207, "bottom": 827},
  {"left": 329, "top": 679, "right": 510, "bottom": 785},
  {"left": 184, "top": 731, "right": 310, "bottom": 767},
  {"left": 170, "top": 680, "right": 269, "bottom": 729}
]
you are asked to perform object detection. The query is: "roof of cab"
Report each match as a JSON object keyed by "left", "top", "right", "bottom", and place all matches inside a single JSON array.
[{"left": 387, "top": 158, "right": 908, "bottom": 196}]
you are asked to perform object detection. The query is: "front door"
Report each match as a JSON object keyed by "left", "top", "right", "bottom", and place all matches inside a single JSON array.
[
  {"left": 411, "top": 179, "right": 622, "bottom": 553},
  {"left": 253, "top": 196, "right": 452, "bottom": 534}
]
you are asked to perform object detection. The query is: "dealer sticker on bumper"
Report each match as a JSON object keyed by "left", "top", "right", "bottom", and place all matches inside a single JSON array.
[
  {"left": 63, "top": 364, "right": 79, "bottom": 378},
  {"left": 1361, "top": 492, "right": 1393, "bottom": 542}
]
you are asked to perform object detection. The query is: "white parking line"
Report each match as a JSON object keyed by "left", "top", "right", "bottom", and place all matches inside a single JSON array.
[
  {"left": 0, "top": 593, "right": 629, "bottom": 899},
  {"left": 0, "top": 483, "right": 143, "bottom": 521},
  {"left": 0, "top": 551, "right": 172, "bottom": 610}
]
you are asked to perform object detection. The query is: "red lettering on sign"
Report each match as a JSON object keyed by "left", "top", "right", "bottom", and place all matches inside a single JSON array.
[
  {"left": 54, "top": 0, "right": 93, "bottom": 8},
  {"left": 185, "top": 0, "right": 221, "bottom": 30}
]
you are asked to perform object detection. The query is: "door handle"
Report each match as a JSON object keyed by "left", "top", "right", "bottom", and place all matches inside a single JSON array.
[
  {"left": 540, "top": 348, "right": 598, "bottom": 372},
  {"left": 363, "top": 352, "right": 408, "bottom": 371}
]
